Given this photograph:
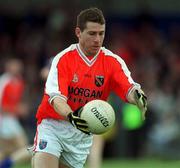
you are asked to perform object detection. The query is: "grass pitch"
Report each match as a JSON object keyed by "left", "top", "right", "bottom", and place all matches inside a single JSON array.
[{"left": 14, "top": 158, "right": 180, "bottom": 168}]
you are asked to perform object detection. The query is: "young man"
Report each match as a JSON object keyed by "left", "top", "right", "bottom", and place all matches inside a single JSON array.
[
  {"left": 0, "top": 58, "right": 52, "bottom": 168},
  {"left": 32, "top": 7, "right": 147, "bottom": 168},
  {"left": 0, "top": 58, "right": 28, "bottom": 166}
]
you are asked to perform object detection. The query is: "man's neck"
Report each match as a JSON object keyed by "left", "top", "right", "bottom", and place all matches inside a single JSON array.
[{"left": 78, "top": 43, "right": 91, "bottom": 57}]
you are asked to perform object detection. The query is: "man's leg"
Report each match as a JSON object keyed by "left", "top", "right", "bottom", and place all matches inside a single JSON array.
[
  {"left": 59, "top": 161, "right": 70, "bottom": 168},
  {"left": 32, "top": 152, "right": 59, "bottom": 168},
  {"left": 0, "top": 138, "right": 18, "bottom": 160},
  {"left": 87, "top": 135, "right": 105, "bottom": 168}
]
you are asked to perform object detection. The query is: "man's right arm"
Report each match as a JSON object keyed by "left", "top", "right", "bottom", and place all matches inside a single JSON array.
[
  {"left": 52, "top": 97, "right": 72, "bottom": 119},
  {"left": 51, "top": 97, "right": 90, "bottom": 134}
]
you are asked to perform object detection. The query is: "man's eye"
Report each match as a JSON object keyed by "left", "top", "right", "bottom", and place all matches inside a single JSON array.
[
  {"left": 89, "top": 32, "right": 95, "bottom": 35},
  {"left": 99, "top": 32, "right": 104, "bottom": 36}
]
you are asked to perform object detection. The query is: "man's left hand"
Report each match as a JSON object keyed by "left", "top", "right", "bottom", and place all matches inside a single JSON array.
[{"left": 134, "top": 89, "right": 147, "bottom": 120}]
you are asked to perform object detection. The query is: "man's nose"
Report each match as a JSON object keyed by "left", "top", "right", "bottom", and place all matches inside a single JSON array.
[{"left": 94, "top": 34, "right": 101, "bottom": 43}]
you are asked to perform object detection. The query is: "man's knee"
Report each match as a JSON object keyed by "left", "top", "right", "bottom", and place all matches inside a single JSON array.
[{"left": 32, "top": 152, "right": 59, "bottom": 168}]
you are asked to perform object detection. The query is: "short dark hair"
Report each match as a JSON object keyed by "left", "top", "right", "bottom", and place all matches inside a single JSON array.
[{"left": 77, "top": 7, "right": 105, "bottom": 31}]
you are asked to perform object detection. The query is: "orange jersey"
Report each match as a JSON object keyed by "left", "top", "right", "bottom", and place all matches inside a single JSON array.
[
  {"left": 36, "top": 44, "right": 138, "bottom": 123},
  {"left": 0, "top": 73, "right": 24, "bottom": 114}
]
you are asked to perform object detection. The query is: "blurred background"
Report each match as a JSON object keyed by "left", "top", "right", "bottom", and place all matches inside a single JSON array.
[{"left": 0, "top": 0, "right": 180, "bottom": 167}]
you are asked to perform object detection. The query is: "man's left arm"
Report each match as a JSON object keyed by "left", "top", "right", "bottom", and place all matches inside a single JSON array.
[
  {"left": 127, "top": 87, "right": 147, "bottom": 120},
  {"left": 109, "top": 57, "right": 147, "bottom": 119}
]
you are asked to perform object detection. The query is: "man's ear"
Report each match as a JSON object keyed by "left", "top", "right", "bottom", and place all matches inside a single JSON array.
[{"left": 75, "top": 27, "right": 81, "bottom": 38}]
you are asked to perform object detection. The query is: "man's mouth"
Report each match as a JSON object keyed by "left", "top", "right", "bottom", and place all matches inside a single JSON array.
[{"left": 92, "top": 46, "right": 100, "bottom": 49}]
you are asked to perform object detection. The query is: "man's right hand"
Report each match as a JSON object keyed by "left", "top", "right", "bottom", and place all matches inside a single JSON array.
[{"left": 67, "top": 107, "right": 90, "bottom": 135}]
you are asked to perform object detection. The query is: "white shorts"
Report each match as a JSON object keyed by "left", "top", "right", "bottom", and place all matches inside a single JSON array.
[
  {"left": 31, "top": 119, "right": 93, "bottom": 168},
  {"left": 0, "top": 114, "right": 25, "bottom": 138}
]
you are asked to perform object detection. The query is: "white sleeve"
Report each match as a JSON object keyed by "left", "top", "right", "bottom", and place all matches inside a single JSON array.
[{"left": 45, "top": 56, "right": 68, "bottom": 104}]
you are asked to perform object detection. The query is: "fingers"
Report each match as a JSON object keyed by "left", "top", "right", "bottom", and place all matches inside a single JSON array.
[
  {"left": 68, "top": 112, "right": 90, "bottom": 134},
  {"left": 134, "top": 90, "right": 147, "bottom": 120},
  {"left": 73, "top": 107, "right": 83, "bottom": 117}
]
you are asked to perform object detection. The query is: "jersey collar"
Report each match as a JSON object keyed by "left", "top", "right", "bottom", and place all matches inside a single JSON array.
[{"left": 76, "top": 43, "right": 100, "bottom": 67}]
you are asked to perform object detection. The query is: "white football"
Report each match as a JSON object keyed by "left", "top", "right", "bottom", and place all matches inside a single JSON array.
[{"left": 80, "top": 100, "right": 115, "bottom": 134}]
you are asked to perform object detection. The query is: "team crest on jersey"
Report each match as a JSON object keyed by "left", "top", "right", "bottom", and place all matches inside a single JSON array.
[
  {"left": 39, "top": 139, "right": 47, "bottom": 150},
  {"left": 72, "top": 73, "right": 78, "bottom": 83},
  {"left": 95, "top": 75, "right": 104, "bottom": 87}
]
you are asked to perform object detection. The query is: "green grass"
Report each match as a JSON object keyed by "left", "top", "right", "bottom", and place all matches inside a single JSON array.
[
  {"left": 14, "top": 158, "right": 180, "bottom": 168},
  {"left": 101, "top": 159, "right": 180, "bottom": 168}
]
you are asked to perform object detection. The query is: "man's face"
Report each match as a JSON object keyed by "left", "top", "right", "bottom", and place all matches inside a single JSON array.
[{"left": 76, "top": 22, "right": 105, "bottom": 56}]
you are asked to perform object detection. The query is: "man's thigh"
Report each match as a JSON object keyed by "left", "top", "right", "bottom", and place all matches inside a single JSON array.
[
  {"left": 32, "top": 152, "right": 59, "bottom": 168},
  {"left": 33, "top": 119, "right": 93, "bottom": 168},
  {"left": 32, "top": 152, "right": 71, "bottom": 168}
]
